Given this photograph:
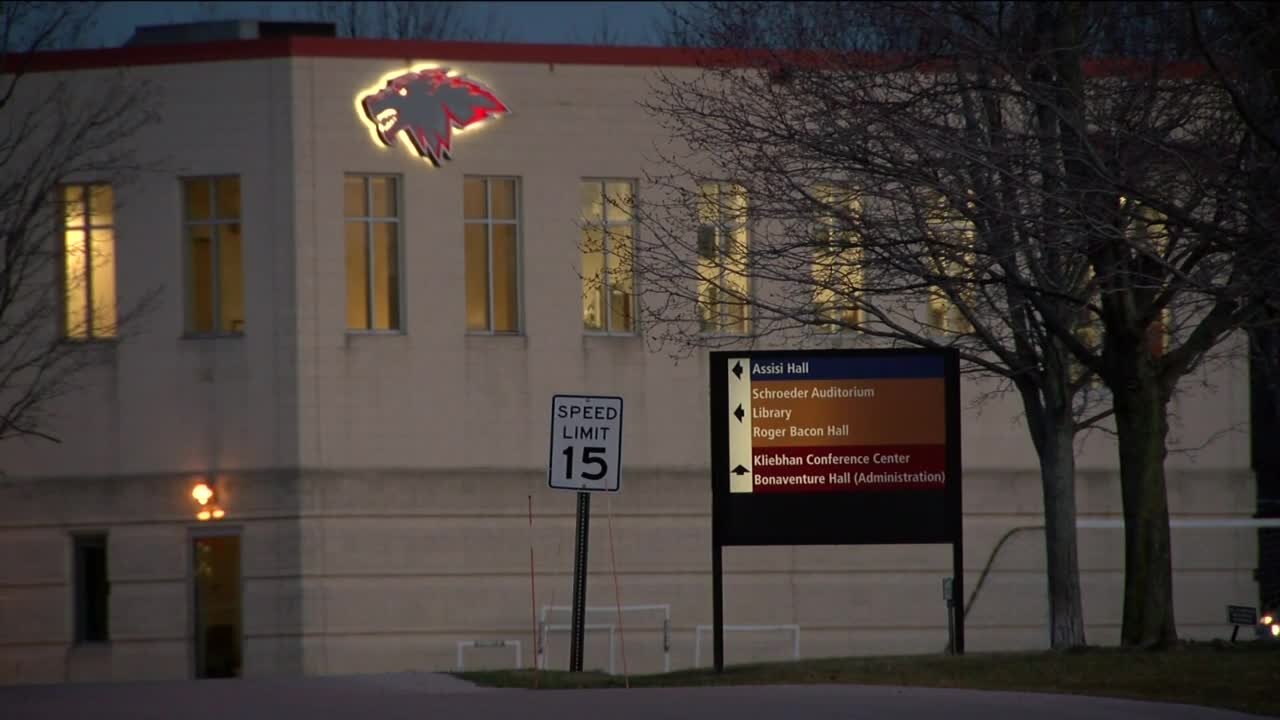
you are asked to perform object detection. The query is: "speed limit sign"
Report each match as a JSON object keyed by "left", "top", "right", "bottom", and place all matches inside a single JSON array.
[{"left": 548, "top": 394, "right": 623, "bottom": 492}]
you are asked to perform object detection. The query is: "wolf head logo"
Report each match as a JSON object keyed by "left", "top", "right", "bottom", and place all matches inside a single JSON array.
[{"left": 360, "top": 68, "right": 509, "bottom": 165}]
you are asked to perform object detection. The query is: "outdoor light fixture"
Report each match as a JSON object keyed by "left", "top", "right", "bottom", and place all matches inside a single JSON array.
[
  {"left": 1260, "top": 611, "right": 1280, "bottom": 640},
  {"left": 192, "top": 483, "right": 213, "bottom": 506},
  {"left": 191, "top": 481, "right": 226, "bottom": 521}
]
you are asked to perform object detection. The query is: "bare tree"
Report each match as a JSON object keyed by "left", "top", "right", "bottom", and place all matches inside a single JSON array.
[
  {"left": 633, "top": 0, "right": 1272, "bottom": 648},
  {"left": 633, "top": 0, "right": 1100, "bottom": 649},
  {"left": 575, "top": 11, "right": 625, "bottom": 46},
  {"left": 0, "top": 2, "right": 159, "bottom": 445},
  {"left": 311, "top": 1, "right": 511, "bottom": 41}
]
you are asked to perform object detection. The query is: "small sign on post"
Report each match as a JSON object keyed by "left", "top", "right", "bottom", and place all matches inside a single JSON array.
[
  {"left": 548, "top": 394, "right": 624, "bottom": 672},
  {"left": 1227, "top": 604, "right": 1257, "bottom": 642}
]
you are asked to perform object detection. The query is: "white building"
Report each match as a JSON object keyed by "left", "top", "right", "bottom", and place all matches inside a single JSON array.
[{"left": 0, "top": 21, "right": 1265, "bottom": 684}]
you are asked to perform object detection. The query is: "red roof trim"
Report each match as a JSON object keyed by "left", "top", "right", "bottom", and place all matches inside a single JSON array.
[{"left": 6, "top": 35, "right": 1206, "bottom": 79}]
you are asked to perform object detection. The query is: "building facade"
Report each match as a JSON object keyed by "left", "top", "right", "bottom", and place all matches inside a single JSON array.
[{"left": 0, "top": 24, "right": 1261, "bottom": 684}]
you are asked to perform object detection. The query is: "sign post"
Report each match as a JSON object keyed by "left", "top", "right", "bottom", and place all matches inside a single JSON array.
[
  {"left": 549, "top": 394, "right": 624, "bottom": 672},
  {"left": 710, "top": 349, "right": 962, "bottom": 671}
]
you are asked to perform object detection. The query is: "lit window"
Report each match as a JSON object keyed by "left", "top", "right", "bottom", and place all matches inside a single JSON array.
[
  {"left": 1071, "top": 264, "right": 1102, "bottom": 387},
  {"left": 812, "top": 186, "right": 862, "bottom": 333},
  {"left": 696, "top": 183, "right": 750, "bottom": 335},
  {"left": 183, "top": 177, "right": 244, "bottom": 335},
  {"left": 344, "top": 175, "right": 401, "bottom": 331},
  {"left": 72, "top": 534, "right": 109, "bottom": 644},
  {"left": 1123, "top": 198, "right": 1173, "bottom": 357},
  {"left": 924, "top": 197, "right": 974, "bottom": 335},
  {"left": 61, "top": 184, "right": 116, "bottom": 340},
  {"left": 581, "top": 180, "right": 637, "bottom": 333},
  {"left": 464, "top": 176, "right": 521, "bottom": 333}
]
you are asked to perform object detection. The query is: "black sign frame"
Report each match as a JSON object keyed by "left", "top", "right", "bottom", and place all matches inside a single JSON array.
[{"left": 709, "top": 347, "right": 964, "bottom": 671}]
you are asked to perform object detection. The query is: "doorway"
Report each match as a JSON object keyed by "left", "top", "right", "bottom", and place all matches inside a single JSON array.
[{"left": 192, "top": 533, "right": 242, "bottom": 678}]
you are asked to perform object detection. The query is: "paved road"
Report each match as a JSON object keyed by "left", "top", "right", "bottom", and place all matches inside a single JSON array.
[{"left": 0, "top": 673, "right": 1263, "bottom": 720}]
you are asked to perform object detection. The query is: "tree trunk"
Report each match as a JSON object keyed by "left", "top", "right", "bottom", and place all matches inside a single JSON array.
[
  {"left": 1039, "top": 412, "right": 1088, "bottom": 648},
  {"left": 1113, "top": 373, "right": 1178, "bottom": 648}
]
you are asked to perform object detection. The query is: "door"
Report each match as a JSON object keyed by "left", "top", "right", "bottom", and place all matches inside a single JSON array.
[{"left": 192, "top": 533, "right": 242, "bottom": 678}]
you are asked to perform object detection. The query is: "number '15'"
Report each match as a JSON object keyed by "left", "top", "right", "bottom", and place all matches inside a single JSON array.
[{"left": 563, "top": 446, "right": 608, "bottom": 481}]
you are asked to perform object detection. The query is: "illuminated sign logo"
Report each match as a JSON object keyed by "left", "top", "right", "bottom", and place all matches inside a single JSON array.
[{"left": 357, "top": 67, "right": 509, "bottom": 166}]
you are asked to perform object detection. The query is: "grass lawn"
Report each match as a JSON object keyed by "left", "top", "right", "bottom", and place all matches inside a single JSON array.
[{"left": 457, "top": 641, "right": 1280, "bottom": 717}]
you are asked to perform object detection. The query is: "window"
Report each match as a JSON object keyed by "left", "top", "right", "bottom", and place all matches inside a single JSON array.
[
  {"left": 696, "top": 182, "right": 750, "bottom": 335},
  {"left": 1072, "top": 264, "right": 1103, "bottom": 387},
  {"left": 344, "top": 175, "right": 402, "bottom": 331},
  {"left": 464, "top": 177, "right": 521, "bottom": 333},
  {"left": 812, "top": 186, "right": 862, "bottom": 333},
  {"left": 61, "top": 184, "right": 116, "bottom": 340},
  {"left": 183, "top": 177, "right": 244, "bottom": 335},
  {"left": 581, "top": 180, "right": 637, "bottom": 333},
  {"left": 924, "top": 197, "right": 975, "bottom": 335},
  {"left": 1123, "top": 199, "right": 1172, "bottom": 357},
  {"left": 73, "top": 534, "right": 109, "bottom": 644}
]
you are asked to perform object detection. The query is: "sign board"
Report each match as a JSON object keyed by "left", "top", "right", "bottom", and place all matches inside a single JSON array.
[
  {"left": 357, "top": 66, "right": 510, "bottom": 166},
  {"left": 1228, "top": 605, "right": 1258, "bottom": 626},
  {"left": 711, "top": 349, "right": 961, "bottom": 546},
  {"left": 548, "top": 395, "right": 623, "bottom": 493}
]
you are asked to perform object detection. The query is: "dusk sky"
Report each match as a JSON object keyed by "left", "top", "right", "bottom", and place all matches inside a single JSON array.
[{"left": 91, "top": 1, "right": 679, "bottom": 47}]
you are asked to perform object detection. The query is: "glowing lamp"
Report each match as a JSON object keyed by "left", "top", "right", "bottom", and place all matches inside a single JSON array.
[
  {"left": 197, "top": 509, "right": 212, "bottom": 521},
  {"left": 1272, "top": 624, "right": 1280, "bottom": 638},
  {"left": 211, "top": 509, "right": 225, "bottom": 519},
  {"left": 1263, "top": 614, "right": 1275, "bottom": 626},
  {"left": 192, "top": 483, "right": 214, "bottom": 506}
]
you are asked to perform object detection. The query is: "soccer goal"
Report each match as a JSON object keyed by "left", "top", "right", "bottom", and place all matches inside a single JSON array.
[
  {"left": 538, "top": 604, "right": 672, "bottom": 674},
  {"left": 693, "top": 624, "right": 801, "bottom": 667},
  {"left": 455, "top": 639, "right": 522, "bottom": 671}
]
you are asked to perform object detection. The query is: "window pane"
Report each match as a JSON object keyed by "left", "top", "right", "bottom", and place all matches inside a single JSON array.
[
  {"left": 215, "top": 177, "right": 240, "bottom": 220},
  {"left": 724, "top": 184, "right": 748, "bottom": 219},
  {"left": 187, "top": 226, "right": 215, "bottom": 333},
  {"left": 372, "top": 222, "right": 399, "bottom": 330},
  {"left": 607, "top": 225, "right": 634, "bottom": 332},
  {"left": 605, "top": 181, "right": 634, "bottom": 222},
  {"left": 463, "top": 178, "right": 486, "bottom": 220},
  {"left": 345, "top": 223, "right": 369, "bottom": 329},
  {"left": 582, "top": 228, "right": 605, "bottom": 331},
  {"left": 697, "top": 226, "right": 717, "bottom": 260},
  {"left": 492, "top": 224, "right": 519, "bottom": 332},
  {"left": 90, "top": 229, "right": 117, "bottom": 338},
  {"left": 344, "top": 176, "right": 367, "bottom": 217},
  {"left": 371, "top": 177, "right": 397, "bottom": 218},
  {"left": 88, "top": 185, "right": 113, "bottom": 227},
  {"left": 219, "top": 224, "right": 244, "bottom": 333},
  {"left": 465, "top": 224, "right": 489, "bottom": 330},
  {"left": 64, "top": 229, "right": 88, "bottom": 338},
  {"left": 491, "top": 178, "right": 517, "bottom": 221},
  {"left": 184, "top": 179, "right": 211, "bottom": 221},
  {"left": 63, "top": 185, "right": 86, "bottom": 227},
  {"left": 580, "top": 182, "right": 603, "bottom": 224}
]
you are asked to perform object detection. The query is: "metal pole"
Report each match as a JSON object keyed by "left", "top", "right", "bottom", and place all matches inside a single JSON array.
[
  {"left": 946, "top": 596, "right": 956, "bottom": 655},
  {"left": 569, "top": 492, "right": 591, "bottom": 672},
  {"left": 952, "top": 541, "right": 965, "bottom": 655},
  {"left": 712, "top": 540, "right": 724, "bottom": 672}
]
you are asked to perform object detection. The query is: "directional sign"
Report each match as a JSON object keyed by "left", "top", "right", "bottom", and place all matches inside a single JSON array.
[
  {"left": 548, "top": 394, "right": 623, "bottom": 492},
  {"left": 712, "top": 349, "right": 961, "bottom": 547},
  {"left": 710, "top": 348, "right": 963, "bottom": 672},
  {"left": 726, "top": 354, "right": 947, "bottom": 496}
]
